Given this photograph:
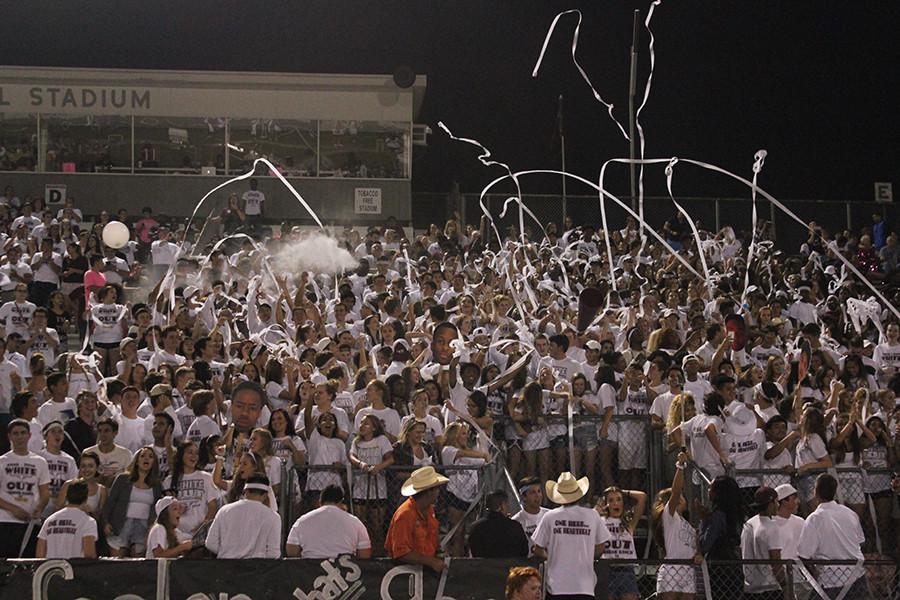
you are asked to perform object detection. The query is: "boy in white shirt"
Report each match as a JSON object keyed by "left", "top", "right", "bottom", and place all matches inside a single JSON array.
[
  {"left": 36, "top": 479, "right": 97, "bottom": 559},
  {"left": 0, "top": 418, "right": 50, "bottom": 557}
]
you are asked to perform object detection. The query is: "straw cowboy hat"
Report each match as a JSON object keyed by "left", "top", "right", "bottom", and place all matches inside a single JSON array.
[
  {"left": 545, "top": 472, "right": 590, "bottom": 505},
  {"left": 401, "top": 466, "right": 449, "bottom": 497}
]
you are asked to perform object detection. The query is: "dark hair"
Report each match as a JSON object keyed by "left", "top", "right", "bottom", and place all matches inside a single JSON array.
[
  {"left": 154, "top": 412, "right": 175, "bottom": 433},
  {"left": 707, "top": 475, "right": 744, "bottom": 551},
  {"left": 231, "top": 380, "right": 265, "bottom": 409},
  {"left": 268, "top": 408, "right": 297, "bottom": 437},
  {"left": 190, "top": 390, "right": 216, "bottom": 417},
  {"left": 10, "top": 392, "right": 33, "bottom": 418},
  {"left": 168, "top": 441, "right": 197, "bottom": 494},
  {"left": 97, "top": 417, "right": 119, "bottom": 433},
  {"left": 703, "top": 392, "right": 726, "bottom": 418},
  {"left": 711, "top": 374, "right": 735, "bottom": 390},
  {"left": 815, "top": 473, "right": 838, "bottom": 502},
  {"left": 197, "top": 435, "right": 221, "bottom": 470},
  {"left": 320, "top": 484, "right": 345, "bottom": 505},
  {"left": 486, "top": 490, "right": 508, "bottom": 512},
  {"left": 65, "top": 479, "right": 89, "bottom": 505},
  {"left": 6, "top": 418, "right": 30, "bottom": 434},
  {"left": 549, "top": 334, "right": 570, "bottom": 351},
  {"left": 47, "top": 372, "right": 67, "bottom": 389},
  {"left": 467, "top": 390, "right": 488, "bottom": 418}
]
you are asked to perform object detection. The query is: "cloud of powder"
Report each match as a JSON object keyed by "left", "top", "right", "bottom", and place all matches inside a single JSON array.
[{"left": 272, "top": 232, "right": 358, "bottom": 275}]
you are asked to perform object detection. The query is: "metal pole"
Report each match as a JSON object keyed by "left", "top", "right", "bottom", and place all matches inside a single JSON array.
[
  {"left": 769, "top": 200, "right": 776, "bottom": 242},
  {"left": 130, "top": 116, "right": 135, "bottom": 173},
  {"left": 715, "top": 198, "right": 721, "bottom": 232},
  {"left": 628, "top": 10, "right": 640, "bottom": 212},
  {"left": 846, "top": 202, "right": 852, "bottom": 232},
  {"left": 559, "top": 94, "right": 567, "bottom": 226},
  {"left": 224, "top": 118, "right": 230, "bottom": 175}
]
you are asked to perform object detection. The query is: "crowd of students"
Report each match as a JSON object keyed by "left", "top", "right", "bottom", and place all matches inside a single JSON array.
[{"left": 0, "top": 182, "right": 897, "bottom": 596}]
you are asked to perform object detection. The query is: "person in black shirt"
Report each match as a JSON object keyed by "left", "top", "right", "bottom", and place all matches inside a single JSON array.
[
  {"left": 62, "top": 391, "right": 99, "bottom": 459},
  {"left": 467, "top": 490, "right": 529, "bottom": 558},
  {"left": 662, "top": 212, "right": 689, "bottom": 251},
  {"left": 699, "top": 476, "right": 745, "bottom": 599}
]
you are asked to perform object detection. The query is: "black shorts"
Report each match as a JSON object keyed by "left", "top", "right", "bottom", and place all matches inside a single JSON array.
[
  {"left": 549, "top": 434, "right": 568, "bottom": 450},
  {"left": 94, "top": 341, "right": 121, "bottom": 350},
  {"left": 445, "top": 490, "right": 471, "bottom": 511}
]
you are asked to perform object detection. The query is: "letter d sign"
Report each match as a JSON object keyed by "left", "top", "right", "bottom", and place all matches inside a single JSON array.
[{"left": 45, "top": 184, "right": 66, "bottom": 205}]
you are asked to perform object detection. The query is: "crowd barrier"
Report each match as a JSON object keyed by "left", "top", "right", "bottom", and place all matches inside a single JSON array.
[{"left": 2, "top": 557, "right": 897, "bottom": 600}]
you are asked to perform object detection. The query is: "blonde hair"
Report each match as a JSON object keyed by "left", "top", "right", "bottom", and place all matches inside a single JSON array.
[{"left": 666, "top": 392, "right": 694, "bottom": 433}]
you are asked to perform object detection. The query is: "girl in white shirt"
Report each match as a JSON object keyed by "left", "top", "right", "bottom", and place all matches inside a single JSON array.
[
  {"left": 349, "top": 414, "right": 394, "bottom": 555},
  {"left": 145, "top": 499, "right": 193, "bottom": 558},
  {"left": 651, "top": 451, "right": 699, "bottom": 599},
  {"left": 597, "top": 486, "right": 648, "bottom": 600},
  {"left": 89, "top": 285, "right": 128, "bottom": 376},
  {"left": 794, "top": 406, "right": 832, "bottom": 512},
  {"left": 302, "top": 397, "right": 348, "bottom": 512},
  {"left": 441, "top": 421, "right": 489, "bottom": 557}
]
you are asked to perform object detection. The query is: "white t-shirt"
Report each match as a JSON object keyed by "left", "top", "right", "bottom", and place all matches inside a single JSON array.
[
  {"left": 37, "top": 506, "right": 97, "bottom": 558},
  {"left": 532, "top": 504, "right": 612, "bottom": 596},
  {"left": 690, "top": 414, "right": 726, "bottom": 480},
  {"left": 206, "top": 498, "right": 281, "bottom": 558},
  {"left": 539, "top": 356, "right": 583, "bottom": 383},
  {"left": 399, "top": 414, "right": 443, "bottom": 447},
  {"left": 349, "top": 435, "right": 393, "bottom": 499},
  {"left": 441, "top": 446, "right": 484, "bottom": 502},
  {"left": 83, "top": 444, "right": 134, "bottom": 481},
  {"left": 150, "top": 240, "right": 179, "bottom": 266},
  {"left": 512, "top": 506, "right": 549, "bottom": 555},
  {"left": 728, "top": 429, "right": 766, "bottom": 488},
  {"left": 683, "top": 376, "right": 712, "bottom": 405},
  {"left": 90, "top": 303, "right": 127, "bottom": 344},
  {"left": 272, "top": 435, "right": 306, "bottom": 470},
  {"left": 286, "top": 504, "right": 371, "bottom": 558},
  {"left": 741, "top": 515, "right": 783, "bottom": 593},
  {"left": 115, "top": 414, "right": 151, "bottom": 454},
  {"left": 794, "top": 434, "right": 828, "bottom": 470},
  {"left": 604, "top": 516, "right": 637, "bottom": 560},
  {"left": 241, "top": 190, "right": 265, "bottom": 216},
  {"left": 37, "top": 449, "right": 77, "bottom": 514},
  {"left": 37, "top": 398, "right": 77, "bottom": 427},
  {"left": 30, "top": 252, "right": 62, "bottom": 285},
  {"left": 874, "top": 342, "right": 900, "bottom": 380},
  {"left": 0, "top": 451, "right": 51, "bottom": 523},
  {"left": 797, "top": 501, "right": 865, "bottom": 588},
  {"left": 662, "top": 505, "right": 696, "bottom": 560},
  {"left": 354, "top": 406, "right": 401, "bottom": 438},
  {"left": 306, "top": 429, "right": 348, "bottom": 491},
  {"left": 186, "top": 415, "right": 221, "bottom": 445},
  {"left": 0, "top": 301, "right": 36, "bottom": 339},
  {"left": 145, "top": 522, "right": 191, "bottom": 558},
  {"left": 163, "top": 470, "right": 218, "bottom": 534},
  {"left": 774, "top": 514, "right": 805, "bottom": 559}
]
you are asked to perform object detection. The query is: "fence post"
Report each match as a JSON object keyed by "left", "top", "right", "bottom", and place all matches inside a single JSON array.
[
  {"left": 715, "top": 198, "right": 721, "bottom": 232},
  {"left": 847, "top": 202, "right": 852, "bottom": 232}
]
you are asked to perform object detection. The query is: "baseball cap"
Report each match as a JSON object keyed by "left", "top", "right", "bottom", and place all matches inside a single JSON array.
[
  {"left": 42, "top": 421, "right": 64, "bottom": 435},
  {"left": 150, "top": 383, "right": 172, "bottom": 398},
  {"left": 585, "top": 340, "right": 603, "bottom": 351},
  {"left": 118, "top": 337, "right": 135, "bottom": 351},
  {"left": 681, "top": 354, "right": 700, "bottom": 368},
  {"left": 155, "top": 496, "right": 178, "bottom": 515},
  {"left": 775, "top": 484, "right": 798, "bottom": 502}
]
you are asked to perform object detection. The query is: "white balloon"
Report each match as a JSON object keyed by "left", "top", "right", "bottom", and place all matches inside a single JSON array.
[{"left": 102, "top": 221, "right": 130, "bottom": 249}]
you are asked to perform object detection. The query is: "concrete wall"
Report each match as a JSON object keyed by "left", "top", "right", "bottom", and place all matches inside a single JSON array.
[{"left": 0, "top": 172, "right": 411, "bottom": 223}]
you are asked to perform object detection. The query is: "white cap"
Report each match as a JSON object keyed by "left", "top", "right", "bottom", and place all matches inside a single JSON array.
[
  {"left": 155, "top": 496, "right": 178, "bottom": 514},
  {"left": 775, "top": 483, "right": 798, "bottom": 501},
  {"left": 585, "top": 340, "right": 602, "bottom": 351}
]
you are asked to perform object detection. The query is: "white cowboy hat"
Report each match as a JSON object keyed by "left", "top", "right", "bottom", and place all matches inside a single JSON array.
[
  {"left": 545, "top": 471, "right": 589, "bottom": 505},
  {"left": 401, "top": 466, "right": 449, "bottom": 497}
]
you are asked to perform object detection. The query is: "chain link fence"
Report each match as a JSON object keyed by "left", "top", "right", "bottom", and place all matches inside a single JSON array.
[
  {"left": 282, "top": 463, "right": 490, "bottom": 558},
  {"left": 412, "top": 191, "right": 896, "bottom": 253}
]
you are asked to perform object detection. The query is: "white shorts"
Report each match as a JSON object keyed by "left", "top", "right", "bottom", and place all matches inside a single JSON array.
[{"left": 656, "top": 563, "right": 697, "bottom": 594}]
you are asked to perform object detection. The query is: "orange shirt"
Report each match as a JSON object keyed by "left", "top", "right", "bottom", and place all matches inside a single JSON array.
[{"left": 384, "top": 497, "right": 439, "bottom": 558}]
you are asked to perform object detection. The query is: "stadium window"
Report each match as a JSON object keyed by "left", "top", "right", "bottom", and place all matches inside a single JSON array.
[
  {"left": 319, "top": 120, "right": 409, "bottom": 179},
  {"left": 0, "top": 113, "right": 38, "bottom": 172},
  {"left": 226, "top": 118, "right": 318, "bottom": 177},
  {"left": 43, "top": 114, "right": 132, "bottom": 173},
  {"left": 133, "top": 116, "right": 225, "bottom": 172}
]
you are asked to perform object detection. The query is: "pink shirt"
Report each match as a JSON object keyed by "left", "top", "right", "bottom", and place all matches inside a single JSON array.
[{"left": 83, "top": 270, "right": 107, "bottom": 306}]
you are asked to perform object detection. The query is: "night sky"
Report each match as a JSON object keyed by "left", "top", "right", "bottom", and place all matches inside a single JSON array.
[{"left": 2, "top": 1, "right": 898, "bottom": 202}]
